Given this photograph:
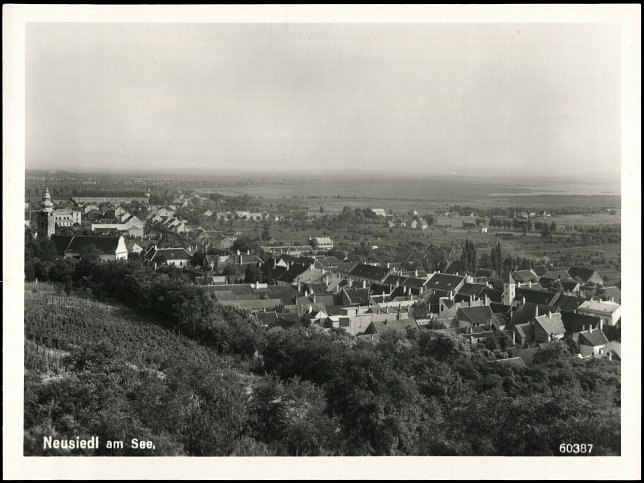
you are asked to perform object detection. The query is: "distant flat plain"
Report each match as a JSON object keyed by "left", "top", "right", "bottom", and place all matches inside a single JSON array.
[{"left": 192, "top": 175, "right": 621, "bottom": 213}]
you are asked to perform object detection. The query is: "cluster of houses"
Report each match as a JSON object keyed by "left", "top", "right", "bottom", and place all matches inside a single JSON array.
[{"left": 28, "top": 185, "right": 621, "bottom": 364}]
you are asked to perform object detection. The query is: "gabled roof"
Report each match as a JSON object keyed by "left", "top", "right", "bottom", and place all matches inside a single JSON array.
[
  {"left": 383, "top": 274, "right": 409, "bottom": 286},
  {"left": 490, "top": 303, "right": 512, "bottom": 314},
  {"left": 513, "top": 322, "right": 534, "bottom": 342},
  {"left": 516, "top": 287, "right": 557, "bottom": 306},
  {"left": 342, "top": 288, "right": 371, "bottom": 306},
  {"left": 559, "top": 280, "right": 580, "bottom": 292},
  {"left": 50, "top": 234, "right": 74, "bottom": 254},
  {"left": 369, "top": 283, "right": 390, "bottom": 296},
  {"left": 560, "top": 312, "right": 602, "bottom": 334},
  {"left": 445, "top": 260, "right": 467, "bottom": 275},
  {"left": 533, "top": 264, "right": 549, "bottom": 276},
  {"left": 457, "top": 305, "right": 494, "bottom": 326},
  {"left": 553, "top": 294, "right": 586, "bottom": 313},
  {"left": 510, "top": 303, "right": 560, "bottom": 326},
  {"left": 348, "top": 263, "right": 391, "bottom": 282},
  {"left": 458, "top": 283, "right": 488, "bottom": 297},
  {"left": 403, "top": 277, "right": 430, "bottom": 289},
  {"left": 541, "top": 270, "right": 573, "bottom": 281},
  {"left": 578, "top": 330, "right": 609, "bottom": 347},
  {"left": 335, "top": 261, "right": 357, "bottom": 275},
  {"left": 482, "top": 287, "right": 503, "bottom": 303},
  {"left": 62, "top": 235, "right": 123, "bottom": 255},
  {"left": 534, "top": 313, "right": 566, "bottom": 336},
  {"left": 512, "top": 269, "right": 540, "bottom": 283},
  {"left": 475, "top": 268, "right": 497, "bottom": 279},
  {"left": 567, "top": 266, "right": 599, "bottom": 283},
  {"left": 150, "top": 248, "right": 192, "bottom": 261},
  {"left": 427, "top": 273, "right": 465, "bottom": 292}
]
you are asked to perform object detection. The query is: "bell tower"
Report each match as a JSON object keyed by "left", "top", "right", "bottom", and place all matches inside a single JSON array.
[
  {"left": 503, "top": 271, "right": 516, "bottom": 306},
  {"left": 36, "top": 184, "right": 55, "bottom": 238}
]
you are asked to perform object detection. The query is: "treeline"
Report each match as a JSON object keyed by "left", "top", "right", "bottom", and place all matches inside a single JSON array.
[
  {"left": 25, "top": 282, "right": 621, "bottom": 456},
  {"left": 447, "top": 205, "right": 617, "bottom": 217}
]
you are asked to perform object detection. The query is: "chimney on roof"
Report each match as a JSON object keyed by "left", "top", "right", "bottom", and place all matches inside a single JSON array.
[
  {"left": 387, "top": 262, "right": 390, "bottom": 269},
  {"left": 449, "top": 290, "right": 454, "bottom": 301},
  {"left": 325, "top": 274, "right": 329, "bottom": 286},
  {"left": 247, "top": 249, "right": 250, "bottom": 255},
  {"left": 610, "top": 297, "right": 614, "bottom": 303},
  {"left": 547, "top": 311, "right": 552, "bottom": 319},
  {"left": 415, "top": 269, "right": 418, "bottom": 277},
  {"left": 512, "top": 330, "right": 516, "bottom": 345},
  {"left": 589, "top": 324, "right": 593, "bottom": 334},
  {"left": 363, "top": 280, "right": 367, "bottom": 289},
  {"left": 535, "top": 307, "right": 539, "bottom": 317},
  {"left": 297, "top": 280, "right": 301, "bottom": 291},
  {"left": 528, "top": 280, "right": 532, "bottom": 288},
  {"left": 522, "top": 296, "right": 526, "bottom": 306},
  {"left": 608, "top": 351, "right": 612, "bottom": 361},
  {"left": 599, "top": 319, "right": 603, "bottom": 331}
]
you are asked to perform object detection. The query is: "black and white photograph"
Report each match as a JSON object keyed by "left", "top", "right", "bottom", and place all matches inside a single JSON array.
[{"left": 3, "top": 4, "right": 641, "bottom": 480}]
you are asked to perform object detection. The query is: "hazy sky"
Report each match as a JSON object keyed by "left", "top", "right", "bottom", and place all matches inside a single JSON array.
[{"left": 26, "top": 23, "right": 621, "bottom": 179}]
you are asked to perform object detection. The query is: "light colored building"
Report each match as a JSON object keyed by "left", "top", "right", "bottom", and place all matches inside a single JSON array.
[
  {"left": 371, "top": 208, "right": 387, "bottom": 217},
  {"left": 312, "top": 236, "right": 334, "bottom": 250},
  {"left": 577, "top": 300, "right": 621, "bottom": 326}
]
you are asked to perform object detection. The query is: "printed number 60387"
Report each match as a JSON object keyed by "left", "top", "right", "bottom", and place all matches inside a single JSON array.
[{"left": 559, "top": 443, "right": 593, "bottom": 454}]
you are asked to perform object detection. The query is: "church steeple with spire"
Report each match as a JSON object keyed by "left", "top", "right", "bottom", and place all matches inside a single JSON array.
[{"left": 36, "top": 183, "right": 55, "bottom": 238}]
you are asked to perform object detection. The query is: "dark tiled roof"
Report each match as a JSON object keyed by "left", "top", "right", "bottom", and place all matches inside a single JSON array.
[
  {"left": 513, "top": 323, "right": 534, "bottom": 342},
  {"left": 383, "top": 274, "right": 408, "bottom": 286},
  {"left": 553, "top": 294, "right": 586, "bottom": 314},
  {"left": 336, "top": 261, "right": 357, "bottom": 275},
  {"left": 66, "top": 235, "right": 122, "bottom": 254},
  {"left": 403, "top": 277, "right": 429, "bottom": 289},
  {"left": 343, "top": 288, "right": 371, "bottom": 306},
  {"left": 578, "top": 330, "right": 609, "bottom": 347},
  {"left": 428, "top": 273, "right": 465, "bottom": 292},
  {"left": 50, "top": 234, "right": 74, "bottom": 254},
  {"left": 533, "top": 264, "right": 549, "bottom": 276},
  {"left": 561, "top": 312, "right": 602, "bottom": 335},
  {"left": 510, "top": 303, "right": 560, "bottom": 326},
  {"left": 445, "top": 260, "right": 466, "bottom": 274},
  {"left": 560, "top": 280, "right": 580, "bottom": 292},
  {"left": 568, "top": 266, "right": 599, "bottom": 283},
  {"left": 369, "top": 283, "right": 390, "bottom": 295},
  {"left": 151, "top": 248, "right": 192, "bottom": 261},
  {"left": 512, "top": 270, "right": 540, "bottom": 283},
  {"left": 348, "top": 263, "right": 391, "bottom": 282},
  {"left": 490, "top": 303, "right": 512, "bottom": 314},
  {"left": 458, "top": 283, "right": 488, "bottom": 297},
  {"left": 541, "top": 270, "right": 573, "bottom": 281},
  {"left": 482, "top": 287, "right": 503, "bottom": 303},
  {"left": 457, "top": 305, "right": 494, "bottom": 326},
  {"left": 516, "top": 287, "right": 557, "bottom": 306},
  {"left": 265, "top": 285, "right": 299, "bottom": 305},
  {"left": 475, "top": 268, "right": 496, "bottom": 279}
]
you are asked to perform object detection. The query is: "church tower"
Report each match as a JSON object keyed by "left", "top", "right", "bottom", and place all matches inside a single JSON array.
[
  {"left": 36, "top": 185, "right": 55, "bottom": 238},
  {"left": 503, "top": 271, "right": 516, "bottom": 306}
]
